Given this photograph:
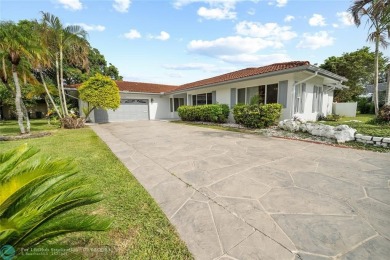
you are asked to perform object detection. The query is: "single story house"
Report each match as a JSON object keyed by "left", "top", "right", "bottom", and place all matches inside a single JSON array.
[{"left": 67, "top": 61, "right": 348, "bottom": 123}]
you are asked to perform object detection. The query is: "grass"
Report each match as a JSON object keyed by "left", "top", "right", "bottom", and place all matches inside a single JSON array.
[
  {"left": 0, "top": 119, "right": 60, "bottom": 136},
  {"left": 321, "top": 114, "right": 390, "bottom": 137},
  {"left": 0, "top": 126, "right": 193, "bottom": 259}
]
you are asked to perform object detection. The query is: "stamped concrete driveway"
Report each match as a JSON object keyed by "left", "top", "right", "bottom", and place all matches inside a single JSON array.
[{"left": 91, "top": 121, "right": 390, "bottom": 260}]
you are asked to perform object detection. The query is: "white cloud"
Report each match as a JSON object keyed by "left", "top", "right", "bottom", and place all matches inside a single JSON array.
[
  {"left": 124, "top": 29, "right": 141, "bottom": 39},
  {"left": 297, "top": 31, "right": 334, "bottom": 50},
  {"left": 235, "top": 21, "right": 297, "bottom": 42},
  {"left": 197, "top": 6, "right": 236, "bottom": 20},
  {"left": 268, "top": 0, "right": 287, "bottom": 7},
  {"left": 164, "top": 62, "right": 237, "bottom": 74},
  {"left": 150, "top": 31, "right": 170, "bottom": 41},
  {"left": 218, "top": 53, "right": 291, "bottom": 65},
  {"left": 173, "top": 0, "right": 259, "bottom": 20},
  {"left": 57, "top": 0, "right": 82, "bottom": 10},
  {"left": 72, "top": 23, "right": 105, "bottom": 32},
  {"left": 276, "top": 0, "right": 287, "bottom": 7},
  {"left": 113, "top": 0, "right": 131, "bottom": 13},
  {"left": 284, "top": 15, "right": 294, "bottom": 22},
  {"left": 188, "top": 36, "right": 276, "bottom": 56},
  {"left": 336, "top": 11, "right": 354, "bottom": 26},
  {"left": 173, "top": 0, "right": 259, "bottom": 9},
  {"left": 332, "top": 23, "right": 339, "bottom": 28},
  {"left": 247, "top": 8, "right": 255, "bottom": 15},
  {"left": 309, "top": 14, "right": 326, "bottom": 27}
]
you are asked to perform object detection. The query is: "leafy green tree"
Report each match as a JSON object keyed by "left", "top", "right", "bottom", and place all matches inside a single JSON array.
[
  {"left": 320, "top": 47, "right": 389, "bottom": 102},
  {"left": 78, "top": 73, "right": 120, "bottom": 119},
  {"left": 0, "top": 144, "right": 111, "bottom": 251},
  {"left": 349, "top": 0, "right": 390, "bottom": 115}
]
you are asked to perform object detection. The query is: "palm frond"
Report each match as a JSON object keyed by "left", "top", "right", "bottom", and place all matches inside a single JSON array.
[{"left": 0, "top": 144, "right": 111, "bottom": 250}]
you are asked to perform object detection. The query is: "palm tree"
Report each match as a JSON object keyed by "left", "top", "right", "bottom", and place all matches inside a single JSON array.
[
  {"left": 349, "top": 0, "right": 390, "bottom": 115},
  {"left": 41, "top": 12, "right": 88, "bottom": 116},
  {"left": 0, "top": 21, "right": 36, "bottom": 134},
  {"left": 0, "top": 144, "right": 111, "bottom": 251}
]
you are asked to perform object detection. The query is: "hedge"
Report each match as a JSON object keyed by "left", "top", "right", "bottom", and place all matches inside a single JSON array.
[
  {"left": 233, "top": 103, "right": 282, "bottom": 128},
  {"left": 177, "top": 104, "right": 230, "bottom": 123}
]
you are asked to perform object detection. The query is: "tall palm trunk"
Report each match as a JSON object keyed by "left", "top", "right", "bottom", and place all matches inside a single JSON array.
[
  {"left": 55, "top": 54, "right": 64, "bottom": 116},
  {"left": 12, "top": 65, "right": 25, "bottom": 134},
  {"left": 20, "top": 100, "right": 30, "bottom": 133},
  {"left": 39, "top": 69, "right": 63, "bottom": 118},
  {"left": 374, "top": 37, "right": 380, "bottom": 115},
  {"left": 386, "top": 67, "right": 390, "bottom": 105},
  {"left": 59, "top": 45, "right": 68, "bottom": 116}
]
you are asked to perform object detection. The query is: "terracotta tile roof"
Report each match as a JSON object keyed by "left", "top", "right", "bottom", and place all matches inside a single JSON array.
[
  {"left": 173, "top": 61, "right": 310, "bottom": 92},
  {"left": 114, "top": 81, "right": 178, "bottom": 93},
  {"left": 66, "top": 61, "right": 311, "bottom": 94},
  {"left": 67, "top": 81, "right": 178, "bottom": 93}
]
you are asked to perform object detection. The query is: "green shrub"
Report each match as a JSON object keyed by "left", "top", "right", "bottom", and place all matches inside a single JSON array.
[
  {"left": 357, "top": 97, "right": 375, "bottom": 114},
  {"left": 233, "top": 103, "right": 282, "bottom": 128},
  {"left": 177, "top": 104, "right": 230, "bottom": 123}
]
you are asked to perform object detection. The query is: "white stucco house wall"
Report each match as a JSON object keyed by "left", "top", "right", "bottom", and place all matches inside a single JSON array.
[{"left": 68, "top": 61, "right": 347, "bottom": 123}]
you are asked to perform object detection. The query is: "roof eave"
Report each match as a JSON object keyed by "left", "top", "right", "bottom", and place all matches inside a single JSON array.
[
  {"left": 167, "top": 65, "right": 316, "bottom": 94},
  {"left": 306, "top": 65, "right": 348, "bottom": 82}
]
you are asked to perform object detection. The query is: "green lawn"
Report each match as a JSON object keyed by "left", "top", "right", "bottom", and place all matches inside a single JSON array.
[
  {"left": 0, "top": 126, "right": 193, "bottom": 259},
  {"left": 0, "top": 119, "right": 60, "bottom": 136},
  {"left": 321, "top": 114, "right": 390, "bottom": 137}
]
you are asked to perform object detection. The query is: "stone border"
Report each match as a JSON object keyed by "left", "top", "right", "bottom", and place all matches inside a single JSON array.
[
  {"left": 355, "top": 134, "right": 390, "bottom": 148},
  {"left": 0, "top": 132, "right": 51, "bottom": 141}
]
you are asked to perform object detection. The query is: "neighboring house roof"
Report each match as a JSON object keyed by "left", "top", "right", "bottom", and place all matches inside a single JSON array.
[
  {"left": 364, "top": 82, "right": 388, "bottom": 94},
  {"left": 66, "top": 81, "right": 178, "bottom": 94},
  {"left": 66, "top": 61, "right": 348, "bottom": 94}
]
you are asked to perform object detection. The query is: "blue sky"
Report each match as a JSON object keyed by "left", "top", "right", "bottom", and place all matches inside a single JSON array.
[{"left": 0, "top": 0, "right": 378, "bottom": 85}]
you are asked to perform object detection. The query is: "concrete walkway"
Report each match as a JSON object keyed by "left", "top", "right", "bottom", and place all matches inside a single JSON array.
[{"left": 91, "top": 121, "right": 390, "bottom": 260}]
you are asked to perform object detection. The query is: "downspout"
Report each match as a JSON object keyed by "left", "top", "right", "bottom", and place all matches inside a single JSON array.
[{"left": 291, "top": 71, "right": 318, "bottom": 117}]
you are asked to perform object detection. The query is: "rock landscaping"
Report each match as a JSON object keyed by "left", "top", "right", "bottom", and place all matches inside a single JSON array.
[{"left": 278, "top": 118, "right": 356, "bottom": 143}]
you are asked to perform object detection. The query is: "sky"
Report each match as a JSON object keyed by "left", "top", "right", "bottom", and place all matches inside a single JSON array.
[{"left": 0, "top": 0, "right": 383, "bottom": 85}]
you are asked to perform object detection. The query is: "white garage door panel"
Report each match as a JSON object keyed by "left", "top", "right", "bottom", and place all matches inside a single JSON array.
[{"left": 94, "top": 99, "right": 149, "bottom": 122}]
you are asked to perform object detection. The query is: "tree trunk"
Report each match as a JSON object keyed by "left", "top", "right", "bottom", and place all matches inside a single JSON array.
[
  {"left": 56, "top": 54, "right": 65, "bottom": 115},
  {"left": 39, "top": 69, "right": 63, "bottom": 119},
  {"left": 386, "top": 68, "right": 390, "bottom": 105},
  {"left": 60, "top": 45, "right": 68, "bottom": 116},
  {"left": 20, "top": 99, "right": 30, "bottom": 133},
  {"left": 12, "top": 66, "right": 25, "bottom": 134},
  {"left": 373, "top": 38, "right": 380, "bottom": 116}
]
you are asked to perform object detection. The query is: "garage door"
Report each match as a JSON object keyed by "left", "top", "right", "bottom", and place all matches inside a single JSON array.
[{"left": 94, "top": 99, "right": 149, "bottom": 122}]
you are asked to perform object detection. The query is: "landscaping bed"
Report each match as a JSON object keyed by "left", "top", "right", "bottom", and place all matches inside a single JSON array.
[
  {"left": 173, "top": 120, "right": 390, "bottom": 153},
  {"left": 0, "top": 124, "right": 193, "bottom": 259}
]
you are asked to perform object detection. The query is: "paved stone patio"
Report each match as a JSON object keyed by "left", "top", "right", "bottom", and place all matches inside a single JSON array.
[{"left": 91, "top": 121, "right": 390, "bottom": 260}]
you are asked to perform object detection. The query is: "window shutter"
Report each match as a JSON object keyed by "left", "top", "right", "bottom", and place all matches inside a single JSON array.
[
  {"left": 188, "top": 94, "right": 192, "bottom": 106},
  {"left": 212, "top": 91, "right": 216, "bottom": 104},
  {"left": 170, "top": 98, "right": 173, "bottom": 112},
  {"left": 278, "top": 80, "right": 288, "bottom": 108},
  {"left": 301, "top": 83, "right": 306, "bottom": 113},
  {"left": 230, "top": 88, "right": 236, "bottom": 108}
]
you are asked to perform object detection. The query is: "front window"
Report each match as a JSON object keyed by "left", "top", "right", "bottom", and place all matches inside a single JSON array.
[
  {"left": 192, "top": 93, "right": 213, "bottom": 105},
  {"left": 266, "top": 84, "right": 278, "bottom": 104},
  {"left": 237, "top": 88, "right": 246, "bottom": 104},
  {"left": 170, "top": 98, "right": 184, "bottom": 112}
]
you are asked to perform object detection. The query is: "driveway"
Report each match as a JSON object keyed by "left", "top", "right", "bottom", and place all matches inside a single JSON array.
[{"left": 91, "top": 121, "right": 390, "bottom": 260}]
